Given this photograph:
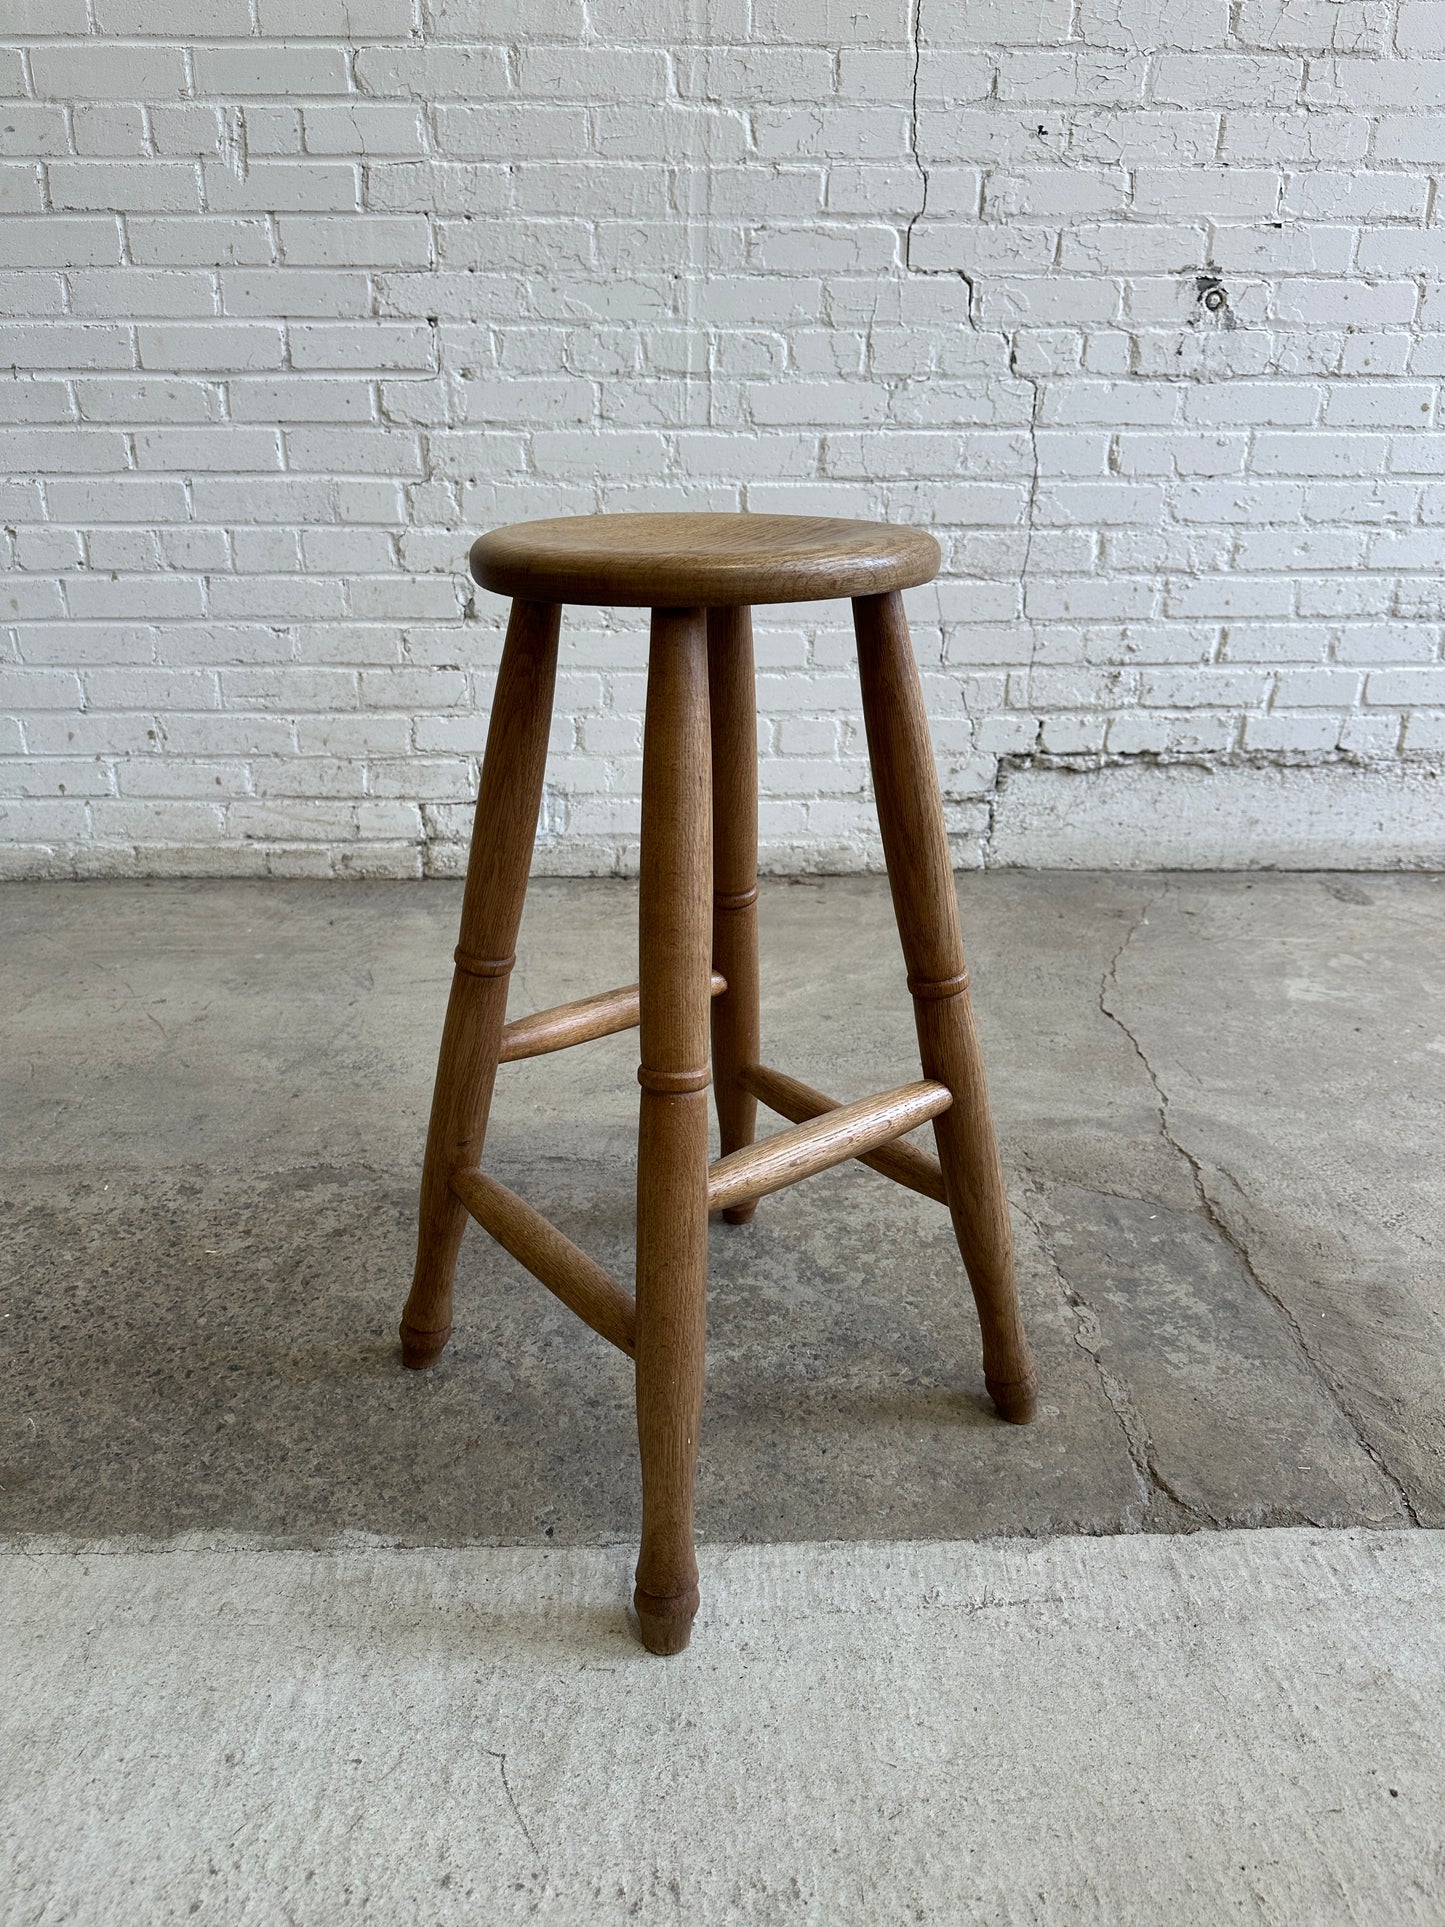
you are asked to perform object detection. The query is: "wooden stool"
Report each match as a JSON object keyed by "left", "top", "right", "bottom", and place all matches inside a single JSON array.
[{"left": 399, "top": 513, "right": 1038, "bottom": 1655}]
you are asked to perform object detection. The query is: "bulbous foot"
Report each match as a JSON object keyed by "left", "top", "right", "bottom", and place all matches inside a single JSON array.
[
  {"left": 399, "top": 1319, "right": 452, "bottom": 1370},
  {"left": 986, "top": 1366, "right": 1038, "bottom": 1425},
  {"left": 633, "top": 1583, "right": 700, "bottom": 1656}
]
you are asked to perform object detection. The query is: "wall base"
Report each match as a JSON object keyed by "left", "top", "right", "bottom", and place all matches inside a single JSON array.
[
  {"left": 2, "top": 763, "right": 1441, "bottom": 880},
  {"left": 984, "top": 762, "right": 1445, "bottom": 872}
]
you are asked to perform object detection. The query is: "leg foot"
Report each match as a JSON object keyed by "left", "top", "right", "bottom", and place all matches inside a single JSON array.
[
  {"left": 399, "top": 1319, "right": 452, "bottom": 1370},
  {"left": 633, "top": 1582, "right": 700, "bottom": 1656},
  {"left": 985, "top": 1365, "right": 1039, "bottom": 1424}
]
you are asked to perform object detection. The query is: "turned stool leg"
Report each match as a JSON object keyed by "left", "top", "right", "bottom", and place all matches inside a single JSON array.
[
  {"left": 853, "top": 591, "right": 1038, "bottom": 1423},
  {"left": 707, "top": 606, "right": 761, "bottom": 1225},
  {"left": 399, "top": 598, "right": 561, "bottom": 1368},
  {"left": 633, "top": 606, "right": 713, "bottom": 1655}
]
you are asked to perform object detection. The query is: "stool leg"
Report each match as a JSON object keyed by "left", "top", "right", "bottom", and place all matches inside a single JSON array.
[
  {"left": 853, "top": 590, "right": 1038, "bottom": 1423},
  {"left": 707, "top": 606, "right": 761, "bottom": 1225},
  {"left": 633, "top": 606, "right": 713, "bottom": 1655},
  {"left": 399, "top": 598, "right": 561, "bottom": 1369}
]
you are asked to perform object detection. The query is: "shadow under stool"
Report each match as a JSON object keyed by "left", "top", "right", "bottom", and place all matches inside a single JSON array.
[{"left": 398, "top": 512, "right": 1039, "bottom": 1655}]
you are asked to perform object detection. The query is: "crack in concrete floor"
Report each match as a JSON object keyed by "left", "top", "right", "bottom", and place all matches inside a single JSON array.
[
  {"left": 1095, "top": 880, "right": 1423, "bottom": 1530},
  {"left": 1015, "top": 1185, "right": 1211, "bottom": 1531}
]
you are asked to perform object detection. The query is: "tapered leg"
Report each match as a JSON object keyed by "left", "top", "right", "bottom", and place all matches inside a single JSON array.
[
  {"left": 399, "top": 598, "right": 561, "bottom": 1368},
  {"left": 707, "top": 606, "right": 761, "bottom": 1225},
  {"left": 633, "top": 606, "right": 713, "bottom": 1655},
  {"left": 853, "top": 591, "right": 1038, "bottom": 1423}
]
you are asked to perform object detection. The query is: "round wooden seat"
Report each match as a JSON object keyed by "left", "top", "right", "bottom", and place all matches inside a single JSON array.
[{"left": 470, "top": 511, "right": 941, "bottom": 608}]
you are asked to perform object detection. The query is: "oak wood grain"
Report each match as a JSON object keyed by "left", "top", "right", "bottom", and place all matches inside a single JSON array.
[
  {"left": 633, "top": 605, "right": 713, "bottom": 1657},
  {"left": 471, "top": 512, "right": 940, "bottom": 608},
  {"left": 706, "top": 1079, "right": 952, "bottom": 1213},
  {"left": 707, "top": 605, "right": 762, "bottom": 1225},
  {"left": 498, "top": 972, "right": 725, "bottom": 1064},
  {"left": 854, "top": 589, "right": 1039, "bottom": 1424},
  {"left": 399, "top": 598, "right": 560, "bottom": 1370},
  {"left": 739, "top": 1062, "right": 949, "bottom": 1205}
]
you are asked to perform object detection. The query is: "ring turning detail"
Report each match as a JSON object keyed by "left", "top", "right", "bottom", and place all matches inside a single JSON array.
[
  {"left": 906, "top": 968, "right": 971, "bottom": 1001},
  {"left": 452, "top": 948, "right": 516, "bottom": 980},
  {"left": 398, "top": 513, "right": 1039, "bottom": 1655}
]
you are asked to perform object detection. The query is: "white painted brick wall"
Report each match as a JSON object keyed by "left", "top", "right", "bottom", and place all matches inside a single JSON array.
[{"left": 2, "top": 0, "right": 1444, "bottom": 877}]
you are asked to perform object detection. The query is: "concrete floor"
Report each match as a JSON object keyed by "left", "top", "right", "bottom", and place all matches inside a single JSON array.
[
  {"left": 2, "top": 873, "right": 1444, "bottom": 1920},
  {"left": 5, "top": 1531, "right": 1444, "bottom": 1925}
]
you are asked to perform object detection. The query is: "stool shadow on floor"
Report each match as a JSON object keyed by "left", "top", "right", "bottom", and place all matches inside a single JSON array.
[
  {"left": 340, "top": 1579, "right": 648, "bottom": 1671},
  {"left": 1, "top": 1158, "right": 1089, "bottom": 1548}
]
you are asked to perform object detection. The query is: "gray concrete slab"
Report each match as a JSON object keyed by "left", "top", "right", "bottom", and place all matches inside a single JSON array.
[
  {"left": 1103, "top": 876, "right": 1445, "bottom": 1525},
  {"left": 3, "top": 1529, "right": 1443, "bottom": 1925},
  {"left": 1, "top": 874, "right": 1441, "bottom": 1546}
]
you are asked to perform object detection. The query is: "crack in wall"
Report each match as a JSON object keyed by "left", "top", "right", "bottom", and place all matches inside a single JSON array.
[
  {"left": 904, "top": 0, "right": 928, "bottom": 276},
  {"left": 1096, "top": 886, "right": 1423, "bottom": 1528},
  {"left": 1007, "top": 332, "right": 1045, "bottom": 619},
  {"left": 905, "top": 0, "right": 1044, "bottom": 871}
]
